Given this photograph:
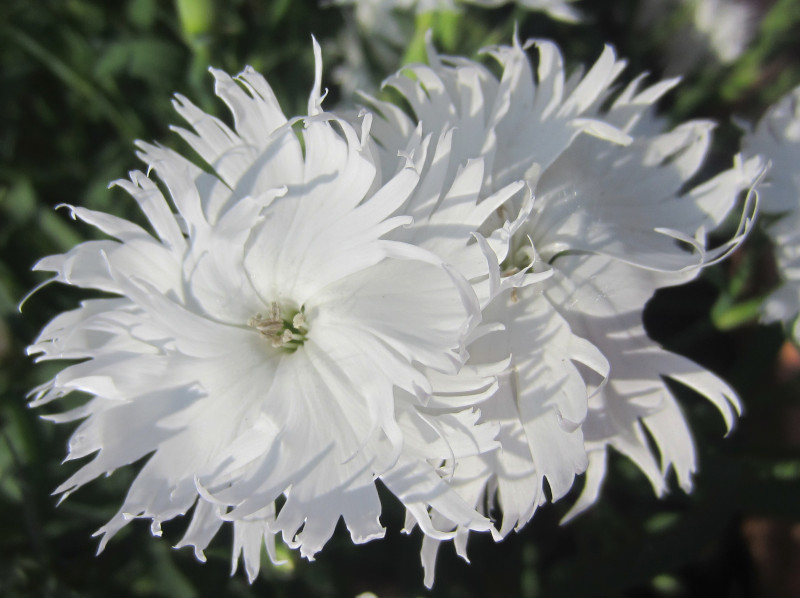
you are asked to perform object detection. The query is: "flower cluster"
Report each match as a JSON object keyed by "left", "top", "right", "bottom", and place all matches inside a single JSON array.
[{"left": 29, "top": 36, "right": 760, "bottom": 586}]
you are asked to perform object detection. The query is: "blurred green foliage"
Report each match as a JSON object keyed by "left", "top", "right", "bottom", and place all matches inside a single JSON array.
[{"left": 2, "top": 0, "right": 800, "bottom": 596}]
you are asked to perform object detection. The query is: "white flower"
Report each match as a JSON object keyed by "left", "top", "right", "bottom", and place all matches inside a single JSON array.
[
  {"left": 27, "top": 41, "right": 503, "bottom": 582},
  {"left": 691, "top": 0, "right": 756, "bottom": 64},
  {"left": 743, "top": 84, "right": 800, "bottom": 340},
  {"left": 463, "top": 0, "right": 581, "bottom": 22},
  {"left": 328, "top": 0, "right": 455, "bottom": 49},
  {"left": 363, "top": 35, "right": 761, "bottom": 580},
  {"left": 637, "top": 0, "right": 758, "bottom": 73}
]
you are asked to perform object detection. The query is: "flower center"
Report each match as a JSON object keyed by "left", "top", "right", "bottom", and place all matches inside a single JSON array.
[
  {"left": 248, "top": 302, "right": 309, "bottom": 352},
  {"left": 506, "top": 243, "right": 536, "bottom": 274}
]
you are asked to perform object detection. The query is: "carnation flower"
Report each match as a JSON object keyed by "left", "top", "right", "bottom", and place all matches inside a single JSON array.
[
  {"left": 27, "top": 41, "right": 505, "bottom": 582},
  {"left": 362, "top": 35, "right": 761, "bottom": 581},
  {"left": 742, "top": 84, "right": 800, "bottom": 341}
]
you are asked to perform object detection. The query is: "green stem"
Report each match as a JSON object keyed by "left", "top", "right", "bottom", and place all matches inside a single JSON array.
[{"left": 712, "top": 296, "right": 767, "bottom": 331}]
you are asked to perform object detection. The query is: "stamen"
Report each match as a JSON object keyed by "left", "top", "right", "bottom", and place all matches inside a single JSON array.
[{"left": 248, "top": 302, "right": 309, "bottom": 352}]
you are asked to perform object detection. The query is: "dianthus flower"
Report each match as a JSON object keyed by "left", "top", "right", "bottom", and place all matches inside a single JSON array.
[
  {"left": 27, "top": 41, "right": 504, "bottom": 581},
  {"left": 743, "top": 84, "right": 800, "bottom": 341},
  {"left": 362, "top": 35, "right": 761, "bottom": 583}
]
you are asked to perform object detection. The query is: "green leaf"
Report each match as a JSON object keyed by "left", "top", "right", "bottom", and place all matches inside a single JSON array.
[
  {"left": 127, "top": 0, "right": 158, "bottom": 29},
  {"left": 1, "top": 178, "right": 37, "bottom": 225}
]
